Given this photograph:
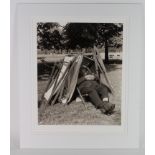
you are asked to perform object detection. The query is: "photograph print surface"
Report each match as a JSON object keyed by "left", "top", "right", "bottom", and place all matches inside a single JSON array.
[{"left": 37, "top": 22, "right": 123, "bottom": 125}]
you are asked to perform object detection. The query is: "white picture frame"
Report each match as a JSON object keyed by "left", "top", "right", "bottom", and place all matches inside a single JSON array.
[{"left": 11, "top": 0, "right": 145, "bottom": 154}]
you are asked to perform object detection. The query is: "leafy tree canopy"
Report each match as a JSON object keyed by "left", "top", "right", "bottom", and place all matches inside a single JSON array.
[
  {"left": 37, "top": 22, "right": 62, "bottom": 50},
  {"left": 63, "top": 23, "right": 123, "bottom": 49}
]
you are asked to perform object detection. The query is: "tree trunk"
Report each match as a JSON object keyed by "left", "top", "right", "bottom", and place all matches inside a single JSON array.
[{"left": 104, "top": 39, "right": 109, "bottom": 64}]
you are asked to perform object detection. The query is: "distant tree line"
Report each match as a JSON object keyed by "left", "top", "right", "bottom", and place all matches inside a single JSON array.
[{"left": 37, "top": 22, "right": 123, "bottom": 63}]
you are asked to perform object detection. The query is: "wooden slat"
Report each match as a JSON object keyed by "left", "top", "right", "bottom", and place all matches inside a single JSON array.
[
  {"left": 39, "top": 65, "right": 58, "bottom": 107},
  {"left": 93, "top": 50, "right": 99, "bottom": 77},
  {"left": 66, "top": 55, "right": 83, "bottom": 102},
  {"left": 51, "top": 56, "right": 78, "bottom": 105},
  {"left": 53, "top": 56, "right": 77, "bottom": 94},
  {"left": 58, "top": 81, "right": 65, "bottom": 101},
  {"left": 77, "top": 87, "right": 87, "bottom": 109},
  {"left": 94, "top": 46, "right": 114, "bottom": 93},
  {"left": 46, "top": 68, "right": 62, "bottom": 105}
]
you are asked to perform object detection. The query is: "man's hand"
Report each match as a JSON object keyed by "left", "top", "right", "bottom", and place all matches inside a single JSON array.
[{"left": 85, "top": 74, "right": 95, "bottom": 80}]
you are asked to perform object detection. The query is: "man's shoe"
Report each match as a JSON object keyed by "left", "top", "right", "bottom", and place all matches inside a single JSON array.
[
  {"left": 105, "top": 104, "right": 115, "bottom": 115},
  {"left": 102, "top": 102, "right": 115, "bottom": 115}
]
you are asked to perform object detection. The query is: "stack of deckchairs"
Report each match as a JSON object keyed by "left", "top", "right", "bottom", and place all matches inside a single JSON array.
[{"left": 40, "top": 46, "right": 113, "bottom": 107}]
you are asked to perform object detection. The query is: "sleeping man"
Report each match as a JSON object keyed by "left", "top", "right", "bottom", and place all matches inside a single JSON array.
[{"left": 77, "top": 66, "right": 115, "bottom": 115}]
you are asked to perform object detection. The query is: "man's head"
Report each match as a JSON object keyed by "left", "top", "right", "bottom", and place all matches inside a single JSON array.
[
  {"left": 79, "top": 65, "right": 92, "bottom": 77},
  {"left": 79, "top": 65, "right": 94, "bottom": 77}
]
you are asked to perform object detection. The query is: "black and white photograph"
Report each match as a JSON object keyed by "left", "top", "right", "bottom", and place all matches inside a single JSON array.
[{"left": 37, "top": 22, "right": 123, "bottom": 125}]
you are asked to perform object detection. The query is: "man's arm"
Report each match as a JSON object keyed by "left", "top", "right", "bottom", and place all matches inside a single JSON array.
[{"left": 77, "top": 76, "right": 86, "bottom": 85}]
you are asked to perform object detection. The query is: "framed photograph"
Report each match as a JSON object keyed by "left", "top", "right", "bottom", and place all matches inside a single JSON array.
[
  {"left": 11, "top": 0, "right": 144, "bottom": 155},
  {"left": 34, "top": 17, "right": 125, "bottom": 127}
]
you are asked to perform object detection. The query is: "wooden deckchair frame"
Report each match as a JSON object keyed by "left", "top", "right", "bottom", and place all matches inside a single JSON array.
[{"left": 39, "top": 46, "right": 113, "bottom": 108}]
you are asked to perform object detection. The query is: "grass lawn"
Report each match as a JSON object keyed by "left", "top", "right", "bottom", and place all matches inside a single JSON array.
[{"left": 38, "top": 64, "right": 122, "bottom": 125}]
